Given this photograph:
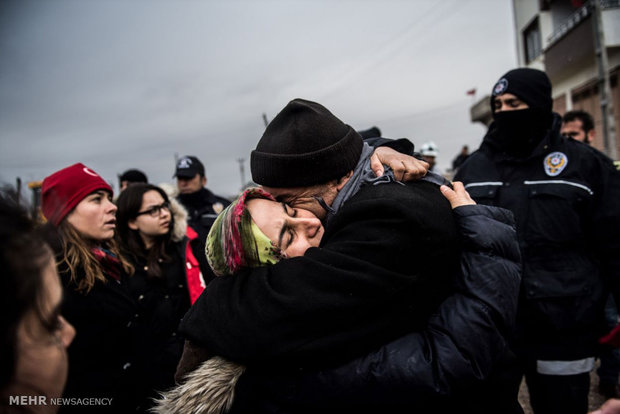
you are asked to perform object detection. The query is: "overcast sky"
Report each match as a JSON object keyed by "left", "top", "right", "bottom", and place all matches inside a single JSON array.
[{"left": 0, "top": 0, "right": 517, "bottom": 199}]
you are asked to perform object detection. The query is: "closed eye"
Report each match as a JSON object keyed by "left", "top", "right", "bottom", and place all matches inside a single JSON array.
[
  {"left": 508, "top": 99, "right": 523, "bottom": 108},
  {"left": 281, "top": 202, "right": 297, "bottom": 218},
  {"left": 286, "top": 229, "right": 295, "bottom": 249},
  {"left": 278, "top": 203, "right": 297, "bottom": 249}
]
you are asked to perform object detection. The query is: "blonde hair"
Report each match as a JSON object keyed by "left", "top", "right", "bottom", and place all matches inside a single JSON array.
[{"left": 58, "top": 220, "right": 133, "bottom": 293}]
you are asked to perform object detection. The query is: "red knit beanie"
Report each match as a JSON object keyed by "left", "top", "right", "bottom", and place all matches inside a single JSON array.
[{"left": 42, "top": 163, "right": 113, "bottom": 226}]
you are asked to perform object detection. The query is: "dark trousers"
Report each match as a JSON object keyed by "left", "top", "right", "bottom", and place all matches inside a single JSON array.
[{"left": 524, "top": 361, "right": 590, "bottom": 414}]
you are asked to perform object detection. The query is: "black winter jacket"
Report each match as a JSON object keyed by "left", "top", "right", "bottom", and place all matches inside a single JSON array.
[
  {"left": 50, "top": 258, "right": 144, "bottom": 412},
  {"left": 226, "top": 204, "right": 522, "bottom": 413},
  {"left": 180, "top": 180, "right": 461, "bottom": 368},
  {"left": 178, "top": 178, "right": 521, "bottom": 412},
  {"left": 455, "top": 114, "right": 620, "bottom": 361},
  {"left": 125, "top": 239, "right": 192, "bottom": 408}
]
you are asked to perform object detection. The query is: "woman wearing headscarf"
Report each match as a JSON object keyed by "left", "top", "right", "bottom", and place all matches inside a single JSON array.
[{"left": 156, "top": 187, "right": 324, "bottom": 413}]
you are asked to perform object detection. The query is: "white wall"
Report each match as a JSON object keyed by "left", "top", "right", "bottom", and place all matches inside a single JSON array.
[{"left": 602, "top": 9, "right": 620, "bottom": 47}]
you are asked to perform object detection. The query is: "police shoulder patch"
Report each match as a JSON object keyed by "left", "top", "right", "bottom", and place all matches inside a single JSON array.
[
  {"left": 493, "top": 78, "right": 508, "bottom": 96},
  {"left": 544, "top": 152, "right": 568, "bottom": 176},
  {"left": 212, "top": 202, "right": 224, "bottom": 214}
]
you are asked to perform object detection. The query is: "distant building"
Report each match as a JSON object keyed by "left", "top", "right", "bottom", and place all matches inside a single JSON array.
[{"left": 471, "top": 0, "right": 620, "bottom": 157}]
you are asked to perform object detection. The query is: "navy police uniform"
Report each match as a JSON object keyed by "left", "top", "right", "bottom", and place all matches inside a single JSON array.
[{"left": 456, "top": 112, "right": 620, "bottom": 413}]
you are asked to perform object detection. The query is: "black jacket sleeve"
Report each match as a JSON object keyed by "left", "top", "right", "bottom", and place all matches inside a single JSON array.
[{"left": 232, "top": 204, "right": 521, "bottom": 410}]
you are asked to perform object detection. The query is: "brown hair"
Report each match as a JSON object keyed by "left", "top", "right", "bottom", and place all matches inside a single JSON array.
[
  {"left": 0, "top": 189, "right": 54, "bottom": 389},
  {"left": 58, "top": 220, "right": 133, "bottom": 293}
]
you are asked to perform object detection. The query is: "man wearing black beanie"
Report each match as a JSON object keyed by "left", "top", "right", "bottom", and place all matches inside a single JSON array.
[
  {"left": 175, "top": 98, "right": 522, "bottom": 412},
  {"left": 456, "top": 68, "right": 620, "bottom": 413}
]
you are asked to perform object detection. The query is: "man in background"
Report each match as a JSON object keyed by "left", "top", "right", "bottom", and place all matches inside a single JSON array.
[
  {"left": 420, "top": 141, "right": 440, "bottom": 173},
  {"left": 452, "top": 145, "right": 470, "bottom": 172},
  {"left": 118, "top": 168, "right": 148, "bottom": 192},
  {"left": 562, "top": 110, "right": 595, "bottom": 144},
  {"left": 174, "top": 155, "right": 230, "bottom": 284}
]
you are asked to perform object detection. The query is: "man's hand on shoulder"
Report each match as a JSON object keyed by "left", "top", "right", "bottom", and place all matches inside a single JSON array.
[{"left": 370, "top": 146, "right": 429, "bottom": 181}]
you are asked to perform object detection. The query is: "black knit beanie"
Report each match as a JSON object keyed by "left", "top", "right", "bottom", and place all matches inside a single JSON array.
[
  {"left": 251, "top": 98, "right": 364, "bottom": 188},
  {"left": 490, "top": 68, "right": 552, "bottom": 113}
]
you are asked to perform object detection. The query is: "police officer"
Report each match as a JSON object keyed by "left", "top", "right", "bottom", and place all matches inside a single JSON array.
[
  {"left": 174, "top": 155, "right": 230, "bottom": 284},
  {"left": 455, "top": 68, "right": 620, "bottom": 414}
]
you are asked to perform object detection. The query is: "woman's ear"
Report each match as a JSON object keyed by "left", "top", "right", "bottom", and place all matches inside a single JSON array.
[{"left": 128, "top": 219, "right": 139, "bottom": 231}]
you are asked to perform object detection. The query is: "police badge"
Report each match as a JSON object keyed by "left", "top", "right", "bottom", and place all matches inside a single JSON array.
[
  {"left": 212, "top": 202, "right": 224, "bottom": 214},
  {"left": 492, "top": 78, "right": 508, "bottom": 96},
  {"left": 543, "top": 152, "right": 568, "bottom": 177}
]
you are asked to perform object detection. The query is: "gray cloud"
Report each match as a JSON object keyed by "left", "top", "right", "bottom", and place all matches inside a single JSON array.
[{"left": 0, "top": 0, "right": 516, "bottom": 198}]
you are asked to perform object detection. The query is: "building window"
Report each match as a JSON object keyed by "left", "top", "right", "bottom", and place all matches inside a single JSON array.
[{"left": 524, "top": 18, "right": 542, "bottom": 64}]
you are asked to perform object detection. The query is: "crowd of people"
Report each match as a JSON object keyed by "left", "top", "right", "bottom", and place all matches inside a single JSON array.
[{"left": 1, "top": 67, "right": 620, "bottom": 414}]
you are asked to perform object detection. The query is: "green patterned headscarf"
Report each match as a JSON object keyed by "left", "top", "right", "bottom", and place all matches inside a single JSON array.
[{"left": 206, "top": 187, "right": 285, "bottom": 276}]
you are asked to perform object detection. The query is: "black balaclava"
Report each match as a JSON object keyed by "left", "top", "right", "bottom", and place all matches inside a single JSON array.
[{"left": 489, "top": 68, "right": 554, "bottom": 157}]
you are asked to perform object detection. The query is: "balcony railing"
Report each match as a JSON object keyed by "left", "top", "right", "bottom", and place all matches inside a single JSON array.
[
  {"left": 547, "top": 0, "right": 619, "bottom": 47},
  {"left": 547, "top": 3, "right": 590, "bottom": 46}
]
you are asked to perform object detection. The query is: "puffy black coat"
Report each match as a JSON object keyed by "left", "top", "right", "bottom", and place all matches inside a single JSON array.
[
  {"left": 220, "top": 203, "right": 521, "bottom": 413},
  {"left": 125, "top": 239, "right": 192, "bottom": 408},
  {"left": 180, "top": 180, "right": 461, "bottom": 368},
  {"left": 455, "top": 114, "right": 620, "bottom": 361},
  {"left": 177, "top": 178, "right": 521, "bottom": 412}
]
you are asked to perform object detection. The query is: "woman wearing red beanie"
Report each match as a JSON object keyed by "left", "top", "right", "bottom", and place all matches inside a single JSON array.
[{"left": 40, "top": 163, "right": 148, "bottom": 412}]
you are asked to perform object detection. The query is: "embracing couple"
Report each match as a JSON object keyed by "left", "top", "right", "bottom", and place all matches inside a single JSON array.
[{"left": 157, "top": 99, "right": 523, "bottom": 414}]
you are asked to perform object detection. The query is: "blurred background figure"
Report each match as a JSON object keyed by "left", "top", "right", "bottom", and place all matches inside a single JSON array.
[
  {"left": 452, "top": 145, "right": 470, "bottom": 173},
  {"left": 0, "top": 189, "right": 76, "bottom": 413},
  {"left": 118, "top": 169, "right": 148, "bottom": 193},
  {"left": 561, "top": 110, "right": 595, "bottom": 145},
  {"left": 420, "top": 141, "right": 440, "bottom": 173}
]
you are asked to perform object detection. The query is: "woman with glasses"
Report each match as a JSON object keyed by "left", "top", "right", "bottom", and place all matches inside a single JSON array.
[{"left": 115, "top": 183, "right": 206, "bottom": 406}]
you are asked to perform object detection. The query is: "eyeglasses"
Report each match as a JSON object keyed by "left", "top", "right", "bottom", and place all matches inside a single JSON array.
[{"left": 136, "top": 201, "right": 170, "bottom": 217}]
